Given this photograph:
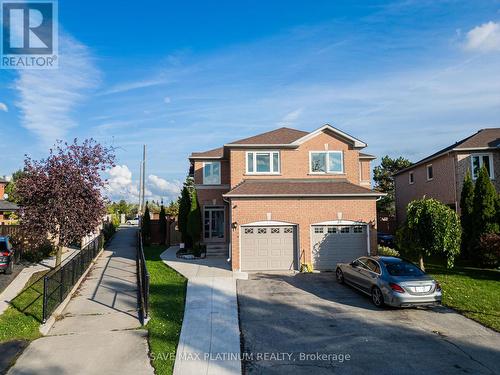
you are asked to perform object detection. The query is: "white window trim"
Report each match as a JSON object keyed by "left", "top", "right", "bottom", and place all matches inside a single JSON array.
[
  {"left": 309, "top": 150, "right": 344, "bottom": 174},
  {"left": 471, "top": 153, "right": 495, "bottom": 180},
  {"left": 426, "top": 164, "right": 433, "bottom": 181},
  {"left": 202, "top": 161, "right": 221, "bottom": 185},
  {"left": 245, "top": 151, "right": 280, "bottom": 175},
  {"left": 409, "top": 171, "right": 415, "bottom": 185}
]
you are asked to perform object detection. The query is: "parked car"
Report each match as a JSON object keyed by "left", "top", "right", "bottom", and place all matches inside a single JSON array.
[
  {"left": 336, "top": 256, "right": 441, "bottom": 308},
  {"left": 125, "top": 217, "right": 139, "bottom": 225},
  {"left": 0, "top": 236, "right": 15, "bottom": 275},
  {"left": 377, "top": 232, "right": 395, "bottom": 248}
]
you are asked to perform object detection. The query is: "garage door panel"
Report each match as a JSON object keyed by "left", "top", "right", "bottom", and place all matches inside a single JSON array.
[
  {"left": 312, "top": 225, "right": 367, "bottom": 270},
  {"left": 241, "top": 226, "right": 296, "bottom": 271}
]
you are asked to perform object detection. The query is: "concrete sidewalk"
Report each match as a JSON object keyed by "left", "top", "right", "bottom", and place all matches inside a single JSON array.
[
  {"left": 8, "top": 226, "right": 154, "bottom": 375},
  {"left": 161, "top": 247, "right": 246, "bottom": 375}
]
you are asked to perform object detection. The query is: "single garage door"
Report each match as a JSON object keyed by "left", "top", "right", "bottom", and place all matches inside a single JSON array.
[
  {"left": 311, "top": 225, "right": 367, "bottom": 270},
  {"left": 241, "top": 226, "right": 296, "bottom": 271}
]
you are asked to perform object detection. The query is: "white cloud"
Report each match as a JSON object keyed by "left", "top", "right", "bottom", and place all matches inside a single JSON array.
[
  {"left": 106, "top": 165, "right": 181, "bottom": 203},
  {"left": 277, "top": 108, "right": 303, "bottom": 127},
  {"left": 99, "top": 78, "right": 170, "bottom": 96},
  {"left": 14, "top": 33, "right": 99, "bottom": 144},
  {"left": 147, "top": 174, "right": 181, "bottom": 200},
  {"left": 164, "top": 96, "right": 171, "bottom": 104},
  {"left": 0, "top": 103, "right": 8, "bottom": 112},
  {"left": 464, "top": 21, "right": 500, "bottom": 52}
]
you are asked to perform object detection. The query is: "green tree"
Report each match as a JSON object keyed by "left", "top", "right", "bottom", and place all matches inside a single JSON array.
[
  {"left": 459, "top": 170, "right": 474, "bottom": 255},
  {"left": 159, "top": 204, "right": 167, "bottom": 245},
  {"left": 472, "top": 166, "right": 499, "bottom": 241},
  {"left": 4, "top": 169, "right": 25, "bottom": 204},
  {"left": 141, "top": 202, "right": 152, "bottom": 246},
  {"left": 397, "top": 198, "right": 461, "bottom": 270},
  {"left": 373, "top": 156, "right": 412, "bottom": 214},
  {"left": 178, "top": 187, "right": 192, "bottom": 245},
  {"left": 166, "top": 200, "right": 179, "bottom": 217},
  {"left": 187, "top": 190, "right": 202, "bottom": 247}
]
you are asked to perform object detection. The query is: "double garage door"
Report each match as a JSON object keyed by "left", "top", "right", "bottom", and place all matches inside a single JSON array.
[
  {"left": 311, "top": 225, "right": 368, "bottom": 270},
  {"left": 241, "top": 226, "right": 296, "bottom": 271}
]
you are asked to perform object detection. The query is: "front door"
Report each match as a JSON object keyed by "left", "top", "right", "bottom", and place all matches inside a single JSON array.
[{"left": 204, "top": 206, "right": 225, "bottom": 242}]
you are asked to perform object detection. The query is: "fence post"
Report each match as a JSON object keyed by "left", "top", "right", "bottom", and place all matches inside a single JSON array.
[{"left": 42, "top": 276, "right": 48, "bottom": 323}]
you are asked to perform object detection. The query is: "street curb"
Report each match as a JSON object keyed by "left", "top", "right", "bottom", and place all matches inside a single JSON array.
[{"left": 39, "top": 248, "right": 104, "bottom": 336}]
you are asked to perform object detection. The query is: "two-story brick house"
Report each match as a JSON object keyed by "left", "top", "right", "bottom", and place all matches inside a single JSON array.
[
  {"left": 394, "top": 128, "right": 500, "bottom": 225},
  {"left": 189, "top": 124, "right": 383, "bottom": 272}
]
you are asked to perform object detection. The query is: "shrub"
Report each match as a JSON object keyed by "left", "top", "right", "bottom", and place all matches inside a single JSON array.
[
  {"left": 186, "top": 191, "right": 201, "bottom": 246},
  {"left": 142, "top": 202, "right": 152, "bottom": 246},
  {"left": 475, "top": 233, "right": 500, "bottom": 268},
  {"left": 377, "top": 245, "right": 400, "bottom": 257},
  {"left": 22, "top": 240, "right": 54, "bottom": 263}
]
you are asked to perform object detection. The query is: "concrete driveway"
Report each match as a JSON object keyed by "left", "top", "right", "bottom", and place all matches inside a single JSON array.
[{"left": 237, "top": 273, "right": 500, "bottom": 375}]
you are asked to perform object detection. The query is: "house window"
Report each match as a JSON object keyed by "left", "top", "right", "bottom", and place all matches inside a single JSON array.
[
  {"left": 310, "top": 151, "right": 343, "bottom": 174},
  {"left": 471, "top": 154, "right": 494, "bottom": 179},
  {"left": 203, "top": 161, "right": 221, "bottom": 185},
  {"left": 340, "top": 227, "right": 350, "bottom": 233},
  {"left": 327, "top": 227, "right": 336, "bottom": 233},
  {"left": 284, "top": 227, "right": 293, "bottom": 233},
  {"left": 244, "top": 228, "right": 254, "bottom": 234},
  {"left": 426, "top": 164, "right": 433, "bottom": 181},
  {"left": 257, "top": 228, "right": 267, "bottom": 234},
  {"left": 271, "top": 228, "right": 280, "bottom": 234},
  {"left": 314, "top": 227, "right": 324, "bottom": 234},
  {"left": 246, "top": 151, "right": 280, "bottom": 174},
  {"left": 353, "top": 226, "right": 364, "bottom": 233},
  {"left": 409, "top": 171, "right": 415, "bottom": 184}
]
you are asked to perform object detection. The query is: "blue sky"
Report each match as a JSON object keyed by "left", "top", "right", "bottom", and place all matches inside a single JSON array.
[{"left": 1, "top": 0, "right": 500, "bottom": 202}]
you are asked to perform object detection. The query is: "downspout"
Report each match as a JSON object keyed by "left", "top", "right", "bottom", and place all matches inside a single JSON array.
[
  {"left": 223, "top": 196, "right": 232, "bottom": 263},
  {"left": 452, "top": 152, "right": 458, "bottom": 213}
]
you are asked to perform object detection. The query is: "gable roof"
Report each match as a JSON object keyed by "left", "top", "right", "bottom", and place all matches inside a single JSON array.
[
  {"left": 223, "top": 178, "right": 384, "bottom": 198},
  {"left": 394, "top": 128, "right": 500, "bottom": 176},
  {"left": 227, "top": 127, "right": 308, "bottom": 145},
  {"left": 0, "top": 201, "right": 18, "bottom": 211},
  {"left": 190, "top": 124, "right": 368, "bottom": 159}
]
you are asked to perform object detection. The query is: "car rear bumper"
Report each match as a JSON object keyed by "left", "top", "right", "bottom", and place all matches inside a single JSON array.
[{"left": 384, "top": 290, "right": 442, "bottom": 307}]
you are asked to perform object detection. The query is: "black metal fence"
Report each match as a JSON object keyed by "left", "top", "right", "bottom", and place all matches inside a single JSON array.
[
  {"left": 137, "top": 230, "right": 150, "bottom": 323},
  {"left": 41, "top": 234, "right": 104, "bottom": 323}
]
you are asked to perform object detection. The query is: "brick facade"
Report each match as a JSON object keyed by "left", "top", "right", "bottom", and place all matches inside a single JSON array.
[
  {"left": 230, "top": 197, "right": 377, "bottom": 270},
  {"left": 190, "top": 126, "right": 379, "bottom": 271},
  {"left": 395, "top": 149, "right": 500, "bottom": 224}
]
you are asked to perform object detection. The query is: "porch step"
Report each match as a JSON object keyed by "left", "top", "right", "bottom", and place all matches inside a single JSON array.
[{"left": 206, "top": 243, "right": 228, "bottom": 257}]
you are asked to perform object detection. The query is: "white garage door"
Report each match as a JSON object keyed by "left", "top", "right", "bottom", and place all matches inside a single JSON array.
[
  {"left": 311, "top": 225, "right": 368, "bottom": 270},
  {"left": 241, "top": 226, "right": 296, "bottom": 271}
]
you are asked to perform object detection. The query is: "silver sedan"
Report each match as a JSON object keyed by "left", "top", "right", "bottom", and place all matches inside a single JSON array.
[{"left": 336, "top": 256, "right": 442, "bottom": 307}]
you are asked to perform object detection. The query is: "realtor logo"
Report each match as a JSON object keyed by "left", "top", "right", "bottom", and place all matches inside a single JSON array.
[{"left": 1, "top": 0, "right": 58, "bottom": 69}]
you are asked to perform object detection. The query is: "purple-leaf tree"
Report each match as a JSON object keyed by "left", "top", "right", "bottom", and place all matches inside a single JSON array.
[{"left": 16, "top": 139, "right": 115, "bottom": 266}]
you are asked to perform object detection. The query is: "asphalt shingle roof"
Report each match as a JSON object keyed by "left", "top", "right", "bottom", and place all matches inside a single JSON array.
[{"left": 224, "top": 179, "right": 383, "bottom": 197}]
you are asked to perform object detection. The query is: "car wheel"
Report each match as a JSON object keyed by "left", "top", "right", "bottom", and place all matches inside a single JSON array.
[
  {"left": 371, "top": 286, "right": 384, "bottom": 307},
  {"left": 336, "top": 268, "right": 344, "bottom": 284},
  {"left": 5, "top": 262, "right": 13, "bottom": 275}
]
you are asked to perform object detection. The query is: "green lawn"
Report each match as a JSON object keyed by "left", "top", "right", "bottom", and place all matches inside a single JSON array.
[
  {"left": 0, "top": 270, "right": 48, "bottom": 343},
  {"left": 427, "top": 264, "right": 500, "bottom": 332},
  {"left": 144, "top": 245, "right": 187, "bottom": 375}
]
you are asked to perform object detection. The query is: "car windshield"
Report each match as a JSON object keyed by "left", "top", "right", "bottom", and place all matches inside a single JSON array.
[
  {"left": 0, "top": 241, "right": 7, "bottom": 252},
  {"left": 384, "top": 261, "right": 424, "bottom": 276}
]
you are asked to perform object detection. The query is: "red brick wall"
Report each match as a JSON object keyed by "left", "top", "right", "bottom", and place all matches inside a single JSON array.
[
  {"left": 395, "top": 154, "right": 456, "bottom": 224},
  {"left": 229, "top": 131, "right": 362, "bottom": 187},
  {"left": 230, "top": 197, "right": 377, "bottom": 270}
]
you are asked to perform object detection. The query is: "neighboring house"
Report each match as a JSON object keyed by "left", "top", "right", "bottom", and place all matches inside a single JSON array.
[
  {"left": 0, "top": 177, "right": 19, "bottom": 224},
  {"left": 394, "top": 128, "right": 500, "bottom": 225},
  {"left": 189, "top": 124, "right": 384, "bottom": 272}
]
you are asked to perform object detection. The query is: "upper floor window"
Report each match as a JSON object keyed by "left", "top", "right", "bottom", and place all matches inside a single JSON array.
[
  {"left": 409, "top": 171, "right": 415, "bottom": 184},
  {"left": 203, "top": 161, "right": 221, "bottom": 184},
  {"left": 426, "top": 164, "right": 433, "bottom": 181},
  {"left": 310, "top": 151, "right": 343, "bottom": 174},
  {"left": 246, "top": 151, "right": 280, "bottom": 174},
  {"left": 471, "top": 153, "right": 494, "bottom": 180}
]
